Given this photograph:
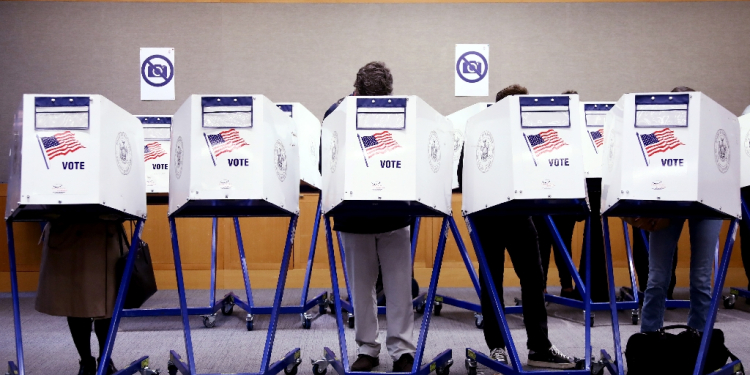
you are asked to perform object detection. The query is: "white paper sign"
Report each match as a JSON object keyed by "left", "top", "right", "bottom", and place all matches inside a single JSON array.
[
  {"left": 140, "top": 48, "right": 175, "bottom": 101},
  {"left": 455, "top": 44, "right": 489, "bottom": 97}
]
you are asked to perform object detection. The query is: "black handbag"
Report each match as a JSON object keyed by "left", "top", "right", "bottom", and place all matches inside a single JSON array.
[
  {"left": 115, "top": 224, "right": 157, "bottom": 309},
  {"left": 625, "top": 325, "right": 742, "bottom": 375}
]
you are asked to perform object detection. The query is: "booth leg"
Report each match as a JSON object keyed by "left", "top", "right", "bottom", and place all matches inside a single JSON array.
[
  {"left": 601, "top": 219, "right": 625, "bottom": 375},
  {"left": 582, "top": 219, "right": 592, "bottom": 369},
  {"left": 209, "top": 217, "right": 218, "bottom": 309},
  {"left": 168, "top": 217, "right": 197, "bottom": 375},
  {"left": 323, "top": 216, "right": 351, "bottom": 373},
  {"left": 448, "top": 217, "right": 481, "bottom": 300},
  {"left": 335, "top": 231, "right": 354, "bottom": 318},
  {"left": 544, "top": 216, "right": 588, "bottom": 299},
  {"left": 300, "top": 196, "right": 323, "bottom": 311},
  {"left": 620, "top": 221, "right": 640, "bottom": 307},
  {"left": 97, "top": 220, "right": 145, "bottom": 375},
  {"left": 411, "top": 217, "right": 421, "bottom": 263},
  {"left": 5, "top": 222, "right": 24, "bottom": 375}
]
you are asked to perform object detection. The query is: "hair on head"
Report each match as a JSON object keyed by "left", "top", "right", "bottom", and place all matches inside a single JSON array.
[
  {"left": 496, "top": 84, "right": 528, "bottom": 102},
  {"left": 671, "top": 86, "right": 695, "bottom": 93},
  {"left": 354, "top": 62, "right": 393, "bottom": 96}
]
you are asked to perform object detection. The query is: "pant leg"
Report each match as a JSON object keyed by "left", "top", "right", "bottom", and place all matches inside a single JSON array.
[
  {"left": 686, "top": 219, "right": 722, "bottom": 331},
  {"left": 551, "top": 216, "right": 576, "bottom": 290},
  {"left": 582, "top": 178, "right": 610, "bottom": 302},
  {"left": 533, "top": 216, "right": 554, "bottom": 291},
  {"left": 375, "top": 227, "right": 416, "bottom": 360},
  {"left": 341, "top": 232, "right": 382, "bottom": 357},
  {"left": 632, "top": 229, "right": 650, "bottom": 293},
  {"left": 473, "top": 216, "right": 508, "bottom": 351},
  {"left": 668, "top": 250, "right": 678, "bottom": 300},
  {"left": 641, "top": 219, "right": 684, "bottom": 332},
  {"left": 505, "top": 216, "right": 553, "bottom": 352}
]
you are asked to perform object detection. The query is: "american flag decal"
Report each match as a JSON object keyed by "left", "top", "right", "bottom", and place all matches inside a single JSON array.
[
  {"left": 590, "top": 129, "right": 604, "bottom": 148},
  {"left": 361, "top": 131, "right": 401, "bottom": 158},
  {"left": 526, "top": 129, "right": 568, "bottom": 157},
  {"left": 41, "top": 131, "right": 85, "bottom": 160},
  {"left": 206, "top": 129, "right": 249, "bottom": 157},
  {"left": 640, "top": 128, "right": 684, "bottom": 157},
  {"left": 144, "top": 142, "right": 167, "bottom": 161}
]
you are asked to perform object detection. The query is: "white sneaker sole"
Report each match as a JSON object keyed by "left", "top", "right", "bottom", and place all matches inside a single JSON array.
[{"left": 527, "top": 360, "right": 576, "bottom": 369}]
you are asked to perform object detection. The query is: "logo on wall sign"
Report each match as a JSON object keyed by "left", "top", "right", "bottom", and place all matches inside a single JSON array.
[
  {"left": 115, "top": 132, "right": 132, "bottom": 175},
  {"left": 141, "top": 54, "right": 174, "bottom": 87},
  {"left": 174, "top": 137, "right": 184, "bottom": 179},
  {"left": 456, "top": 51, "right": 488, "bottom": 83},
  {"left": 714, "top": 129, "right": 730, "bottom": 173},
  {"left": 330, "top": 131, "right": 338, "bottom": 173},
  {"left": 274, "top": 140, "right": 288, "bottom": 182},
  {"left": 428, "top": 131, "right": 441, "bottom": 173},
  {"left": 476, "top": 131, "right": 495, "bottom": 173},
  {"left": 453, "top": 130, "right": 464, "bottom": 161}
]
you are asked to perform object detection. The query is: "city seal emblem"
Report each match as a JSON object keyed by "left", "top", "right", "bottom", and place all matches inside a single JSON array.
[
  {"left": 744, "top": 129, "right": 750, "bottom": 158},
  {"left": 476, "top": 131, "right": 495, "bottom": 173},
  {"left": 115, "top": 132, "right": 132, "bottom": 175},
  {"left": 330, "top": 131, "right": 339, "bottom": 173},
  {"left": 453, "top": 129, "right": 464, "bottom": 161},
  {"left": 274, "top": 140, "right": 288, "bottom": 182},
  {"left": 714, "top": 129, "right": 730, "bottom": 173},
  {"left": 174, "top": 136, "right": 184, "bottom": 179},
  {"left": 428, "top": 131, "right": 441, "bottom": 173}
]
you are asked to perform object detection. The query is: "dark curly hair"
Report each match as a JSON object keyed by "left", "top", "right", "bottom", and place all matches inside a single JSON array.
[
  {"left": 496, "top": 84, "right": 528, "bottom": 102},
  {"left": 671, "top": 86, "right": 695, "bottom": 92},
  {"left": 562, "top": 90, "right": 578, "bottom": 95},
  {"left": 354, "top": 62, "right": 393, "bottom": 96}
]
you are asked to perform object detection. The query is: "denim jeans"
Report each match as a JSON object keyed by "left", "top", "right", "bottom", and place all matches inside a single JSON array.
[{"left": 640, "top": 218, "right": 722, "bottom": 332}]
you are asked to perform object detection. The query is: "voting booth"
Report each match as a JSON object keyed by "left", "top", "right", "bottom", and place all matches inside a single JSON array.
[
  {"left": 277, "top": 102, "right": 322, "bottom": 189},
  {"left": 139, "top": 116, "right": 171, "bottom": 194},
  {"left": 6, "top": 95, "right": 146, "bottom": 221},
  {"left": 316, "top": 95, "right": 455, "bottom": 375},
  {"left": 165, "top": 94, "right": 303, "bottom": 375},
  {"left": 169, "top": 95, "right": 299, "bottom": 217},
  {"left": 462, "top": 95, "right": 588, "bottom": 216},
  {"left": 447, "top": 102, "right": 492, "bottom": 189},
  {"left": 740, "top": 113, "right": 750, "bottom": 188},
  {"left": 601, "top": 92, "right": 740, "bottom": 219},
  {"left": 580, "top": 102, "right": 614, "bottom": 179},
  {"left": 598, "top": 92, "right": 742, "bottom": 375},
  {"left": 4, "top": 95, "right": 152, "bottom": 375}
]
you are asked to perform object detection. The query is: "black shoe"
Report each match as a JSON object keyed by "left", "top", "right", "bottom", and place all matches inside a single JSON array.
[
  {"left": 78, "top": 356, "right": 97, "bottom": 375},
  {"left": 392, "top": 354, "right": 414, "bottom": 372},
  {"left": 351, "top": 354, "right": 379, "bottom": 372},
  {"left": 527, "top": 345, "right": 576, "bottom": 369},
  {"left": 97, "top": 357, "right": 118, "bottom": 375}
]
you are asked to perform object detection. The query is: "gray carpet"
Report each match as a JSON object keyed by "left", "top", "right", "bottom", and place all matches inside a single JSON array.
[{"left": 1, "top": 287, "right": 749, "bottom": 375}]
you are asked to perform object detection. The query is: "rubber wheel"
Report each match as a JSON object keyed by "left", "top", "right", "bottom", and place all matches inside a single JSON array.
[
  {"left": 203, "top": 317, "right": 215, "bottom": 328},
  {"left": 474, "top": 316, "right": 484, "bottom": 329},
  {"left": 589, "top": 315, "right": 595, "bottom": 327},
  {"left": 436, "top": 365, "right": 450, "bottom": 375},
  {"left": 284, "top": 365, "right": 299, "bottom": 375},
  {"left": 348, "top": 315, "right": 355, "bottom": 329},
  {"left": 467, "top": 366, "right": 477, "bottom": 375},
  {"left": 724, "top": 296, "right": 736, "bottom": 309},
  {"left": 221, "top": 301, "right": 234, "bottom": 316},
  {"left": 312, "top": 364, "right": 327, "bottom": 375},
  {"left": 319, "top": 304, "right": 327, "bottom": 315},
  {"left": 434, "top": 303, "right": 442, "bottom": 316},
  {"left": 168, "top": 364, "right": 178, "bottom": 375},
  {"left": 246, "top": 320, "right": 254, "bottom": 331},
  {"left": 631, "top": 311, "right": 639, "bottom": 325},
  {"left": 416, "top": 303, "right": 425, "bottom": 314},
  {"left": 302, "top": 317, "right": 312, "bottom": 329}
]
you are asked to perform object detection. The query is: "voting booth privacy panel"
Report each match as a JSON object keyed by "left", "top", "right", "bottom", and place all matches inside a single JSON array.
[
  {"left": 601, "top": 92, "right": 740, "bottom": 219},
  {"left": 6, "top": 94, "right": 146, "bottom": 221},
  {"left": 462, "top": 94, "right": 587, "bottom": 216},
  {"left": 168, "top": 95, "right": 299, "bottom": 217},
  {"left": 139, "top": 115, "right": 171, "bottom": 194},
  {"left": 276, "top": 102, "right": 322, "bottom": 189},
  {"left": 580, "top": 102, "right": 614, "bottom": 179},
  {"left": 321, "top": 96, "right": 453, "bottom": 217},
  {"left": 447, "top": 102, "right": 492, "bottom": 189},
  {"left": 740, "top": 113, "right": 750, "bottom": 188}
]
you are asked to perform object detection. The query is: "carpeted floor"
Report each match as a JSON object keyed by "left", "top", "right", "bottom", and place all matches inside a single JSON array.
[{"left": 1, "top": 287, "right": 749, "bottom": 374}]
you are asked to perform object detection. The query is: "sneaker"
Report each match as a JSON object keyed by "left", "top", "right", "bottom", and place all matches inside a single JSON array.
[
  {"left": 392, "top": 353, "right": 414, "bottom": 372},
  {"left": 77, "top": 356, "right": 96, "bottom": 375},
  {"left": 351, "top": 354, "right": 379, "bottom": 372},
  {"left": 527, "top": 345, "right": 576, "bottom": 369},
  {"left": 489, "top": 348, "right": 509, "bottom": 364}
]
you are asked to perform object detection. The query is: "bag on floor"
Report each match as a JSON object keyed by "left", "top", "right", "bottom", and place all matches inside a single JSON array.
[
  {"left": 115, "top": 225, "right": 158, "bottom": 309},
  {"left": 625, "top": 325, "right": 741, "bottom": 375}
]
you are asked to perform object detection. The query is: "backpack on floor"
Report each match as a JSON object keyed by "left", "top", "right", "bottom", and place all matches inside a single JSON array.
[{"left": 625, "top": 325, "right": 742, "bottom": 375}]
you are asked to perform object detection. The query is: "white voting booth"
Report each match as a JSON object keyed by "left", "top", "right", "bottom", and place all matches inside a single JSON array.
[
  {"left": 276, "top": 102, "right": 322, "bottom": 189},
  {"left": 580, "top": 102, "right": 614, "bottom": 179},
  {"left": 462, "top": 95, "right": 587, "bottom": 216},
  {"left": 739, "top": 113, "right": 750, "bottom": 188},
  {"left": 139, "top": 115, "right": 171, "bottom": 194},
  {"left": 6, "top": 94, "right": 146, "bottom": 221},
  {"left": 601, "top": 92, "right": 740, "bottom": 218},
  {"left": 321, "top": 96, "right": 453, "bottom": 216},
  {"left": 168, "top": 95, "right": 299, "bottom": 217},
  {"left": 447, "top": 102, "right": 492, "bottom": 189}
]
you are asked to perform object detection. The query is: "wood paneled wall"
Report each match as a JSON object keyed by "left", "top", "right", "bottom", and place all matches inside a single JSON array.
[{"left": 1, "top": 184, "right": 747, "bottom": 292}]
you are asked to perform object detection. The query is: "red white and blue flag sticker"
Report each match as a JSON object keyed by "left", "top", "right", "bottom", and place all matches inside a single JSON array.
[
  {"left": 205, "top": 129, "right": 249, "bottom": 157},
  {"left": 639, "top": 128, "right": 684, "bottom": 157},
  {"left": 525, "top": 129, "right": 568, "bottom": 157},
  {"left": 590, "top": 129, "right": 604, "bottom": 148},
  {"left": 144, "top": 142, "right": 167, "bottom": 161},
  {"left": 40, "top": 131, "right": 85, "bottom": 160},
  {"left": 360, "top": 131, "right": 401, "bottom": 159}
]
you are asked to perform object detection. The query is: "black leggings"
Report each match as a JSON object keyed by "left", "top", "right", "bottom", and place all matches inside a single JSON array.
[{"left": 67, "top": 317, "right": 111, "bottom": 360}]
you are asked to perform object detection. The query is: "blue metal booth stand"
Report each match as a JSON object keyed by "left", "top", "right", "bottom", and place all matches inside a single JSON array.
[{"left": 723, "top": 198, "right": 750, "bottom": 310}]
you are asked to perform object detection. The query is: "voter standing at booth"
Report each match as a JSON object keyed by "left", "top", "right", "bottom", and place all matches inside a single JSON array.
[
  {"left": 322, "top": 61, "right": 416, "bottom": 372},
  {"left": 457, "top": 84, "right": 576, "bottom": 369}
]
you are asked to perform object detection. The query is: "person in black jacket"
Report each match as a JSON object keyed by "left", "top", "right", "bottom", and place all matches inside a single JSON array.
[
  {"left": 323, "top": 61, "right": 416, "bottom": 373},
  {"left": 459, "top": 84, "right": 576, "bottom": 369}
]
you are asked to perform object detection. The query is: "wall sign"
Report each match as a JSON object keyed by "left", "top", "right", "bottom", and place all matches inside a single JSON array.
[
  {"left": 140, "top": 48, "right": 175, "bottom": 101},
  {"left": 455, "top": 44, "right": 489, "bottom": 97}
]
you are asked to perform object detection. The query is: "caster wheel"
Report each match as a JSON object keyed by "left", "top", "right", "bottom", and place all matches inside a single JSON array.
[
  {"left": 588, "top": 313, "right": 595, "bottom": 327},
  {"left": 474, "top": 314, "right": 484, "bottom": 329},
  {"left": 302, "top": 317, "right": 312, "bottom": 329},
  {"left": 514, "top": 297, "right": 522, "bottom": 306},
  {"left": 465, "top": 359, "right": 477, "bottom": 375},
  {"left": 221, "top": 300, "right": 234, "bottom": 316},
  {"left": 348, "top": 314, "right": 355, "bottom": 329},
  {"left": 434, "top": 302, "right": 443, "bottom": 316},
  {"left": 167, "top": 363, "right": 178, "bottom": 375},
  {"left": 202, "top": 315, "right": 216, "bottom": 328},
  {"left": 724, "top": 295, "right": 736, "bottom": 309},
  {"left": 631, "top": 310, "right": 640, "bottom": 325},
  {"left": 284, "top": 365, "right": 299, "bottom": 375},
  {"left": 319, "top": 304, "right": 327, "bottom": 315},
  {"left": 416, "top": 303, "right": 425, "bottom": 314},
  {"left": 246, "top": 320, "right": 254, "bottom": 331},
  {"left": 312, "top": 364, "right": 327, "bottom": 375},
  {"left": 435, "top": 365, "right": 451, "bottom": 375}
]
